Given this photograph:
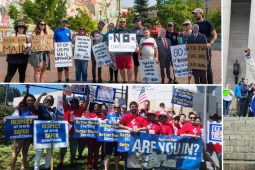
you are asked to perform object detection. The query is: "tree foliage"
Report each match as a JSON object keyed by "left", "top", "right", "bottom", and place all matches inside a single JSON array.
[
  {"left": 67, "top": 8, "right": 97, "bottom": 34},
  {"left": 0, "top": 85, "right": 20, "bottom": 105},
  {"left": 120, "top": 8, "right": 137, "bottom": 29},
  {"left": 134, "top": 0, "right": 152, "bottom": 27},
  {"left": 155, "top": 0, "right": 203, "bottom": 32},
  {"left": 208, "top": 7, "right": 221, "bottom": 33}
]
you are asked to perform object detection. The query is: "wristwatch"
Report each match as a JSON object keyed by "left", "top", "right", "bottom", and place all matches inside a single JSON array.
[{"left": 210, "top": 42, "right": 213, "bottom": 45}]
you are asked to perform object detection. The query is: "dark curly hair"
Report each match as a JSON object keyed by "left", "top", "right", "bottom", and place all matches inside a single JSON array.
[{"left": 17, "top": 94, "right": 36, "bottom": 112}]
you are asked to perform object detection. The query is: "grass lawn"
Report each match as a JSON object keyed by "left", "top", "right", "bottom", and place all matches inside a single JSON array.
[{"left": 0, "top": 144, "right": 129, "bottom": 170}]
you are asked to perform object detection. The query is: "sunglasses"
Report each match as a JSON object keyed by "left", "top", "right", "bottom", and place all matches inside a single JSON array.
[
  {"left": 135, "top": 20, "right": 140, "bottom": 23},
  {"left": 183, "top": 24, "right": 189, "bottom": 26},
  {"left": 79, "top": 29, "right": 85, "bottom": 31},
  {"left": 193, "top": 13, "right": 198, "bottom": 16},
  {"left": 190, "top": 117, "right": 196, "bottom": 120},
  {"left": 18, "top": 26, "right": 25, "bottom": 28},
  {"left": 167, "top": 25, "right": 173, "bottom": 27},
  {"left": 168, "top": 111, "right": 174, "bottom": 113},
  {"left": 122, "top": 107, "right": 127, "bottom": 109},
  {"left": 114, "top": 107, "right": 120, "bottom": 109},
  {"left": 46, "top": 99, "right": 53, "bottom": 103},
  {"left": 120, "top": 21, "right": 126, "bottom": 23},
  {"left": 40, "top": 24, "right": 46, "bottom": 26},
  {"left": 27, "top": 100, "right": 34, "bottom": 102},
  {"left": 62, "top": 21, "right": 68, "bottom": 24}
]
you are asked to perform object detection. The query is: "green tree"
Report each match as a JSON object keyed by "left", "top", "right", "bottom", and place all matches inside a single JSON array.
[
  {"left": 0, "top": 85, "right": 20, "bottom": 105},
  {"left": 208, "top": 7, "right": 221, "bottom": 33},
  {"left": 20, "top": 91, "right": 27, "bottom": 97},
  {"left": 120, "top": 7, "right": 137, "bottom": 29},
  {"left": 134, "top": 0, "right": 151, "bottom": 27},
  {"left": 155, "top": 0, "right": 203, "bottom": 32},
  {"left": 67, "top": 8, "right": 97, "bottom": 34},
  {"left": 8, "top": 0, "right": 67, "bottom": 31}
]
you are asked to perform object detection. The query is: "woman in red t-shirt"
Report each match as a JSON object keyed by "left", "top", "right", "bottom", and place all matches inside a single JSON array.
[
  {"left": 143, "top": 110, "right": 162, "bottom": 135},
  {"left": 158, "top": 112, "right": 173, "bottom": 136},
  {"left": 180, "top": 113, "right": 201, "bottom": 140},
  {"left": 166, "top": 108, "right": 176, "bottom": 123},
  {"left": 170, "top": 115, "right": 182, "bottom": 136},
  {"left": 86, "top": 103, "right": 106, "bottom": 170}
]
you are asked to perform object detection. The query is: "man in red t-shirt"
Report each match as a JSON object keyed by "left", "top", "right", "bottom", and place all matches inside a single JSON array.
[
  {"left": 180, "top": 113, "right": 201, "bottom": 140},
  {"left": 143, "top": 100, "right": 150, "bottom": 113},
  {"left": 57, "top": 86, "right": 90, "bottom": 170}
]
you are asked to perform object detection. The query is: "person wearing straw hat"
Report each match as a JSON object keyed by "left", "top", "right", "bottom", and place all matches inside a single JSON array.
[
  {"left": 143, "top": 109, "right": 162, "bottom": 135},
  {"left": 158, "top": 112, "right": 173, "bottom": 136},
  {"left": 4, "top": 22, "right": 30, "bottom": 83}
]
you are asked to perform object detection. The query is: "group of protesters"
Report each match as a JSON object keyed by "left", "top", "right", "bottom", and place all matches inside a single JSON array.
[
  {"left": 4, "top": 7, "right": 217, "bottom": 84},
  {"left": 3, "top": 86, "right": 205, "bottom": 170}
]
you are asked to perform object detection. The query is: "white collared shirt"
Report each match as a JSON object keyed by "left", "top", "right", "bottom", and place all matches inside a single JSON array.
[{"left": 161, "top": 38, "right": 168, "bottom": 48}]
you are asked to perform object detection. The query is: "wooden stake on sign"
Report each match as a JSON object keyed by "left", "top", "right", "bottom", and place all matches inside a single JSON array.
[
  {"left": 51, "top": 143, "right": 53, "bottom": 170},
  {"left": 179, "top": 106, "right": 183, "bottom": 116}
]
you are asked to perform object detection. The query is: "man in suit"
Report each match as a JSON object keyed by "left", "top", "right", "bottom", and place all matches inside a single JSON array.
[
  {"left": 186, "top": 24, "right": 208, "bottom": 84},
  {"left": 155, "top": 28, "right": 172, "bottom": 84}
]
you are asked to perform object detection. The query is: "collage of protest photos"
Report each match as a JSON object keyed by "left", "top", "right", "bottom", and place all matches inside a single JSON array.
[{"left": 0, "top": 0, "right": 224, "bottom": 170}]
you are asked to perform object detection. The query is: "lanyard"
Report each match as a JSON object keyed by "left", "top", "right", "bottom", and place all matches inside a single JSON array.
[{"left": 149, "top": 121, "right": 154, "bottom": 130}]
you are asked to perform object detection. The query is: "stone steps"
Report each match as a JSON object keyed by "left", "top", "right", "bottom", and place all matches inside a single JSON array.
[{"left": 224, "top": 161, "right": 255, "bottom": 170}]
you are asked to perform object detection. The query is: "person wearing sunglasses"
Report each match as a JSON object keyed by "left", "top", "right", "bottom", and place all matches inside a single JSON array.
[
  {"left": 72, "top": 25, "right": 92, "bottom": 83},
  {"left": 4, "top": 22, "right": 30, "bottom": 83},
  {"left": 53, "top": 18, "right": 72, "bottom": 83},
  {"left": 192, "top": 8, "right": 217, "bottom": 84},
  {"left": 166, "top": 108, "right": 175, "bottom": 123},
  {"left": 3, "top": 94, "right": 36, "bottom": 170},
  {"left": 34, "top": 92, "right": 55, "bottom": 170},
  {"left": 104, "top": 103, "right": 123, "bottom": 170},
  {"left": 121, "top": 104, "right": 127, "bottom": 115},
  {"left": 90, "top": 21, "right": 105, "bottom": 83},
  {"left": 179, "top": 19, "right": 193, "bottom": 84},
  {"left": 30, "top": 20, "right": 51, "bottom": 83},
  {"left": 180, "top": 113, "right": 201, "bottom": 140}
]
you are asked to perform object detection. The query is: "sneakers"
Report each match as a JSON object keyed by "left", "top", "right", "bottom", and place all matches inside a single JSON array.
[
  {"left": 226, "top": 115, "right": 229, "bottom": 117},
  {"left": 168, "top": 78, "right": 172, "bottom": 84},
  {"left": 115, "top": 79, "right": 119, "bottom": 83},
  {"left": 70, "top": 163, "right": 76, "bottom": 170},
  {"left": 173, "top": 79, "right": 178, "bottom": 84},
  {"left": 56, "top": 163, "right": 63, "bottom": 169}
]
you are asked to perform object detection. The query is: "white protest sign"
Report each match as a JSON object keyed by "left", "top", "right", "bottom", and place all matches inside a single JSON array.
[
  {"left": 110, "top": 52, "right": 117, "bottom": 70},
  {"left": 170, "top": 44, "right": 192, "bottom": 77},
  {"left": 109, "top": 33, "right": 136, "bottom": 52},
  {"left": 54, "top": 42, "right": 73, "bottom": 67},
  {"left": 92, "top": 43, "right": 112, "bottom": 67},
  {"left": 139, "top": 59, "right": 159, "bottom": 83},
  {"left": 74, "top": 36, "right": 91, "bottom": 60}
]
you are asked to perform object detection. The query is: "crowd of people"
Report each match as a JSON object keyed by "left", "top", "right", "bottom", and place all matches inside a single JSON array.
[
  {"left": 3, "top": 86, "right": 203, "bottom": 170},
  {"left": 4, "top": 8, "right": 217, "bottom": 84}
]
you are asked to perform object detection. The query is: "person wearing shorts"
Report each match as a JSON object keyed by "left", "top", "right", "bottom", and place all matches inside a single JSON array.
[
  {"left": 53, "top": 18, "right": 71, "bottom": 83},
  {"left": 115, "top": 18, "right": 139, "bottom": 83}
]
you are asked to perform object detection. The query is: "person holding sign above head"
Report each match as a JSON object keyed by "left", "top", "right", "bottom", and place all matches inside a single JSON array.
[
  {"left": 186, "top": 24, "right": 208, "bottom": 84},
  {"left": 143, "top": 110, "right": 162, "bottom": 135},
  {"left": 86, "top": 103, "right": 106, "bottom": 170},
  {"left": 34, "top": 92, "right": 55, "bottom": 170},
  {"left": 3, "top": 94, "right": 36, "bottom": 170},
  {"left": 53, "top": 18, "right": 71, "bottom": 83},
  {"left": 115, "top": 18, "right": 139, "bottom": 83},
  {"left": 4, "top": 22, "right": 30, "bottom": 83},
  {"left": 72, "top": 26, "right": 91, "bottom": 83},
  {"left": 104, "top": 103, "right": 124, "bottom": 170},
  {"left": 90, "top": 21, "right": 105, "bottom": 83},
  {"left": 157, "top": 112, "right": 173, "bottom": 136},
  {"left": 57, "top": 86, "right": 90, "bottom": 170},
  {"left": 30, "top": 20, "right": 51, "bottom": 83},
  {"left": 155, "top": 28, "right": 172, "bottom": 84},
  {"left": 179, "top": 113, "right": 201, "bottom": 140}
]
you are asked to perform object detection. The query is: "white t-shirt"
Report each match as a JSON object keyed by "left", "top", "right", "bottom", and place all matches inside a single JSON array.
[{"left": 139, "top": 37, "right": 158, "bottom": 60}]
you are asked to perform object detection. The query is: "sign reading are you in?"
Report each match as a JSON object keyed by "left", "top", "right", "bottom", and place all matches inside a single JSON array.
[
  {"left": 188, "top": 44, "right": 207, "bottom": 70},
  {"left": 92, "top": 43, "right": 112, "bottom": 67},
  {"left": 2, "top": 36, "right": 27, "bottom": 54},
  {"left": 54, "top": 42, "right": 73, "bottom": 67},
  {"left": 31, "top": 34, "right": 54, "bottom": 52},
  {"left": 74, "top": 36, "right": 91, "bottom": 60},
  {"left": 108, "top": 33, "right": 137, "bottom": 52}
]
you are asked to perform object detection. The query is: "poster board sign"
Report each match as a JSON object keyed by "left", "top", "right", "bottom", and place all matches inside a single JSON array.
[
  {"left": 72, "top": 85, "right": 87, "bottom": 95},
  {"left": 5, "top": 116, "right": 38, "bottom": 141},
  {"left": 97, "top": 121, "right": 119, "bottom": 142},
  {"left": 56, "top": 96, "right": 72, "bottom": 119},
  {"left": 139, "top": 59, "right": 159, "bottom": 83},
  {"left": 207, "top": 121, "right": 222, "bottom": 145},
  {"left": 170, "top": 44, "right": 192, "bottom": 77},
  {"left": 171, "top": 88, "right": 193, "bottom": 108},
  {"left": 92, "top": 43, "right": 112, "bottom": 67},
  {"left": 74, "top": 35, "right": 91, "bottom": 60},
  {"left": 109, "top": 33, "right": 136, "bottom": 52},
  {"left": 117, "top": 130, "right": 131, "bottom": 152},
  {"left": 2, "top": 36, "right": 27, "bottom": 54},
  {"left": 110, "top": 52, "right": 117, "bottom": 70},
  {"left": 95, "top": 85, "right": 116, "bottom": 104},
  {"left": 33, "top": 120, "right": 69, "bottom": 149},
  {"left": 127, "top": 132, "right": 202, "bottom": 169},
  {"left": 188, "top": 44, "right": 207, "bottom": 70},
  {"left": 73, "top": 118, "right": 99, "bottom": 138},
  {"left": 54, "top": 42, "right": 73, "bottom": 67},
  {"left": 31, "top": 34, "right": 54, "bottom": 52},
  {"left": 223, "top": 89, "right": 229, "bottom": 96}
]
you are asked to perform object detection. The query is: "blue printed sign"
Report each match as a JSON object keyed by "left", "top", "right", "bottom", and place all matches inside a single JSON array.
[
  {"left": 117, "top": 130, "right": 131, "bottom": 152},
  {"left": 171, "top": 88, "right": 193, "bottom": 108},
  {"left": 5, "top": 116, "right": 38, "bottom": 141},
  {"left": 207, "top": 122, "right": 222, "bottom": 144},
  {"left": 72, "top": 85, "right": 87, "bottom": 95},
  {"left": 73, "top": 118, "right": 99, "bottom": 138},
  {"left": 95, "top": 85, "right": 116, "bottom": 104},
  {"left": 127, "top": 132, "right": 202, "bottom": 169},
  {"left": 33, "top": 120, "right": 69, "bottom": 149},
  {"left": 97, "top": 121, "right": 119, "bottom": 142}
]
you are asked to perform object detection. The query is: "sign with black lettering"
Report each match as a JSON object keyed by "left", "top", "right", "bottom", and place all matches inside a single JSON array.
[
  {"left": 74, "top": 36, "right": 91, "bottom": 60},
  {"left": 139, "top": 59, "right": 159, "bottom": 83},
  {"left": 170, "top": 44, "right": 192, "bottom": 77},
  {"left": 108, "top": 33, "right": 136, "bottom": 52},
  {"left": 188, "top": 44, "right": 207, "bottom": 70},
  {"left": 2, "top": 36, "right": 27, "bottom": 54},
  {"left": 54, "top": 42, "right": 73, "bottom": 67},
  {"left": 31, "top": 35, "right": 54, "bottom": 52},
  {"left": 92, "top": 43, "right": 112, "bottom": 67}
]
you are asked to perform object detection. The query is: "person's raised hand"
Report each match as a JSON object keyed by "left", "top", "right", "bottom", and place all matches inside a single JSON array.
[{"left": 42, "top": 92, "right": 47, "bottom": 96}]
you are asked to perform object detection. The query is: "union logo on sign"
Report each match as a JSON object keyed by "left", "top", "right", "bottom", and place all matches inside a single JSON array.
[{"left": 131, "top": 37, "right": 135, "bottom": 41}]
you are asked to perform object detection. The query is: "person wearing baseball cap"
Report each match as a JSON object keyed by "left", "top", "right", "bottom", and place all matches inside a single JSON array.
[
  {"left": 193, "top": 7, "right": 217, "bottom": 84},
  {"left": 158, "top": 112, "right": 173, "bottom": 136},
  {"left": 143, "top": 109, "right": 162, "bottom": 135}
]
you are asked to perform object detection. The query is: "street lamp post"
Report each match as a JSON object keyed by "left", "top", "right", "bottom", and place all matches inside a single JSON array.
[{"left": 99, "top": 9, "right": 102, "bottom": 20}]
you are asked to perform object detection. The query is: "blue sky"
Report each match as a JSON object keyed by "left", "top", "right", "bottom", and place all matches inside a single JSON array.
[
  {"left": 122, "top": 0, "right": 157, "bottom": 7},
  {"left": 9, "top": 84, "right": 63, "bottom": 95}
]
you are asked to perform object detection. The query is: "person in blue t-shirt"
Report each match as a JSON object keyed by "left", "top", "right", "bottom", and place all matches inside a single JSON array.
[
  {"left": 104, "top": 12, "right": 121, "bottom": 83},
  {"left": 104, "top": 103, "right": 123, "bottom": 170},
  {"left": 53, "top": 18, "right": 72, "bottom": 83}
]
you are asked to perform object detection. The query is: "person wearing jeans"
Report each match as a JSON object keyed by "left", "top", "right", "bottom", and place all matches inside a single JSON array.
[
  {"left": 234, "top": 78, "right": 244, "bottom": 115},
  {"left": 239, "top": 78, "right": 249, "bottom": 117},
  {"left": 223, "top": 84, "right": 234, "bottom": 116}
]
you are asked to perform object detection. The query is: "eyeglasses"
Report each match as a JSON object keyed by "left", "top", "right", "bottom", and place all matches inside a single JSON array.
[
  {"left": 167, "top": 25, "right": 172, "bottom": 27},
  {"left": 40, "top": 24, "right": 46, "bottom": 26},
  {"left": 18, "top": 26, "right": 25, "bottom": 28},
  {"left": 79, "top": 29, "right": 85, "bottom": 31},
  {"left": 62, "top": 21, "right": 68, "bottom": 24},
  {"left": 183, "top": 24, "right": 189, "bottom": 26},
  {"left": 122, "top": 107, "right": 127, "bottom": 109},
  {"left": 114, "top": 107, "right": 120, "bottom": 109},
  {"left": 190, "top": 117, "right": 196, "bottom": 120}
]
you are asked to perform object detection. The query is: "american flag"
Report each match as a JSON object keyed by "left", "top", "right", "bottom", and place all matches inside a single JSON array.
[{"left": 137, "top": 86, "right": 147, "bottom": 105}]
